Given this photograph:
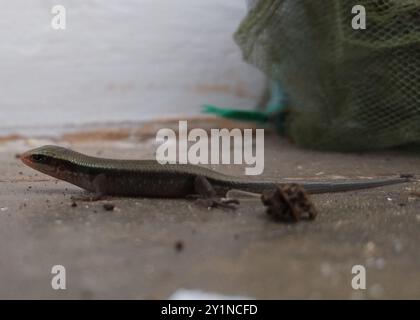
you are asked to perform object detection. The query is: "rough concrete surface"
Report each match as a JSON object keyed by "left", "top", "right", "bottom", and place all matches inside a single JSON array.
[{"left": 1, "top": 123, "right": 420, "bottom": 299}]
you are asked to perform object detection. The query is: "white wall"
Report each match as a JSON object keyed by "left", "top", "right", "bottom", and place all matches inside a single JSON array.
[{"left": 0, "top": 0, "right": 264, "bottom": 134}]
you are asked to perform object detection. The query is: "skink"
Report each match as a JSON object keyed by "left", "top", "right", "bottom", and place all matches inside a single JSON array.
[{"left": 21, "top": 145, "right": 411, "bottom": 200}]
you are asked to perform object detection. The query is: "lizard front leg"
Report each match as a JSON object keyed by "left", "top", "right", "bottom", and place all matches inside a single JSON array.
[
  {"left": 192, "top": 175, "right": 239, "bottom": 209},
  {"left": 71, "top": 174, "right": 108, "bottom": 202}
]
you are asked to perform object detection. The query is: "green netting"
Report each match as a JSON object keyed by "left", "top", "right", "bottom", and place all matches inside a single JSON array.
[{"left": 235, "top": 0, "right": 420, "bottom": 151}]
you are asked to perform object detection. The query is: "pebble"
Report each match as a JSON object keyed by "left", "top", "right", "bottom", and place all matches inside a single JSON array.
[
  {"left": 174, "top": 240, "right": 184, "bottom": 252},
  {"left": 364, "top": 241, "right": 376, "bottom": 256},
  {"left": 103, "top": 204, "right": 115, "bottom": 211}
]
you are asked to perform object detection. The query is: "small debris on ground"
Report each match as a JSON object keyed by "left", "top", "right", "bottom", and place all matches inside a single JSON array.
[
  {"left": 261, "top": 184, "right": 318, "bottom": 222},
  {"left": 71, "top": 201, "right": 77, "bottom": 208},
  {"left": 364, "top": 241, "right": 376, "bottom": 257},
  {"left": 400, "top": 174, "right": 414, "bottom": 179},
  {"left": 174, "top": 240, "right": 184, "bottom": 252},
  {"left": 103, "top": 203, "right": 115, "bottom": 211},
  {"left": 409, "top": 191, "right": 420, "bottom": 198}
]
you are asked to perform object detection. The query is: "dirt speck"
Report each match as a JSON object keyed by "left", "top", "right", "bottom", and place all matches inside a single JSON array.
[
  {"left": 103, "top": 204, "right": 115, "bottom": 211},
  {"left": 261, "top": 184, "right": 318, "bottom": 222},
  {"left": 174, "top": 240, "right": 184, "bottom": 252}
]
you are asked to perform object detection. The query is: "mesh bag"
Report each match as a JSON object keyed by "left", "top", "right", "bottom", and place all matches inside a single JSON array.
[{"left": 235, "top": 0, "right": 420, "bottom": 150}]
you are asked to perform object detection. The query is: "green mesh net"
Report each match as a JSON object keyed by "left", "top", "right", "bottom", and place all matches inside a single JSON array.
[{"left": 235, "top": 0, "right": 420, "bottom": 151}]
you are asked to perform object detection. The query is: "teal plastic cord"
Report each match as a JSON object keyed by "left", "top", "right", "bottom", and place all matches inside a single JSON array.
[
  {"left": 202, "top": 80, "right": 288, "bottom": 132},
  {"left": 266, "top": 81, "right": 286, "bottom": 114},
  {"left": 202, "top": 104, "right": 269, "bottom": 123}
]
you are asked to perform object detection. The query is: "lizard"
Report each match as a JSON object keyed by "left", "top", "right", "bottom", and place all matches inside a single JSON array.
[{"left": 20, "top": 145, "right": 412, "bottom": 208}]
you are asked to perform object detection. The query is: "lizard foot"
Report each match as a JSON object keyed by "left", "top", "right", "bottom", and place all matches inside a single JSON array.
[
  {"left": 195, "top": 197, "right": 240, "bottom": 210},
  {"left": 190, "top": 175, "right": 240, "bottom": 209}
]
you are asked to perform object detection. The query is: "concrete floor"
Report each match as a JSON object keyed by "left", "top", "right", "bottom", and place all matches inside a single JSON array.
[{"left": 1, "top": 121, "right": 420, "bottom": 299}]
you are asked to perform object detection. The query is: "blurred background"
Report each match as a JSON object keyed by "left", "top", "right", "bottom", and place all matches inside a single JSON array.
[{"left": 0, "top": 0, "right": 264, "bottom": 135}]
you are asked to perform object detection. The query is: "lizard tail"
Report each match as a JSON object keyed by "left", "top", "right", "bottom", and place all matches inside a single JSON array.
[{"left": 300, "top": 176, "right": 412, "bottom": 194}]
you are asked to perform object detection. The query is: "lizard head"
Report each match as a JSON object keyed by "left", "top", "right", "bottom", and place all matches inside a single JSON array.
[{"left": 20, "top": 145, "right": 72, "bottom": 178}]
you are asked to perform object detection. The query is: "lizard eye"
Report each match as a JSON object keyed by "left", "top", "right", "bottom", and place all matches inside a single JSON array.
[{"left": 30, "top": 154, "right": 48, "bottom": 163}]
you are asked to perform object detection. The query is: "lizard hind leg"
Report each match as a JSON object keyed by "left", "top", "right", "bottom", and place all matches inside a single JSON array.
[{"left": 192, "top": 175, "right": 239, "bottom": 209}]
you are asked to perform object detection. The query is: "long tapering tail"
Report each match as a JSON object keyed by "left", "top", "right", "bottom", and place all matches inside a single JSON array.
[{"left": 299, "top": 176, "right": 412, "bottom": 194}]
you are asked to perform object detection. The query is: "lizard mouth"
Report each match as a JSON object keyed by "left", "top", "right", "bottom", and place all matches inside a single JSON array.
[
  {"left": 20, "top": 150, "right": 56, "bottom": 176},
  {"left": 20, "top": 151, "right": 33, "bottom": 167}
]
